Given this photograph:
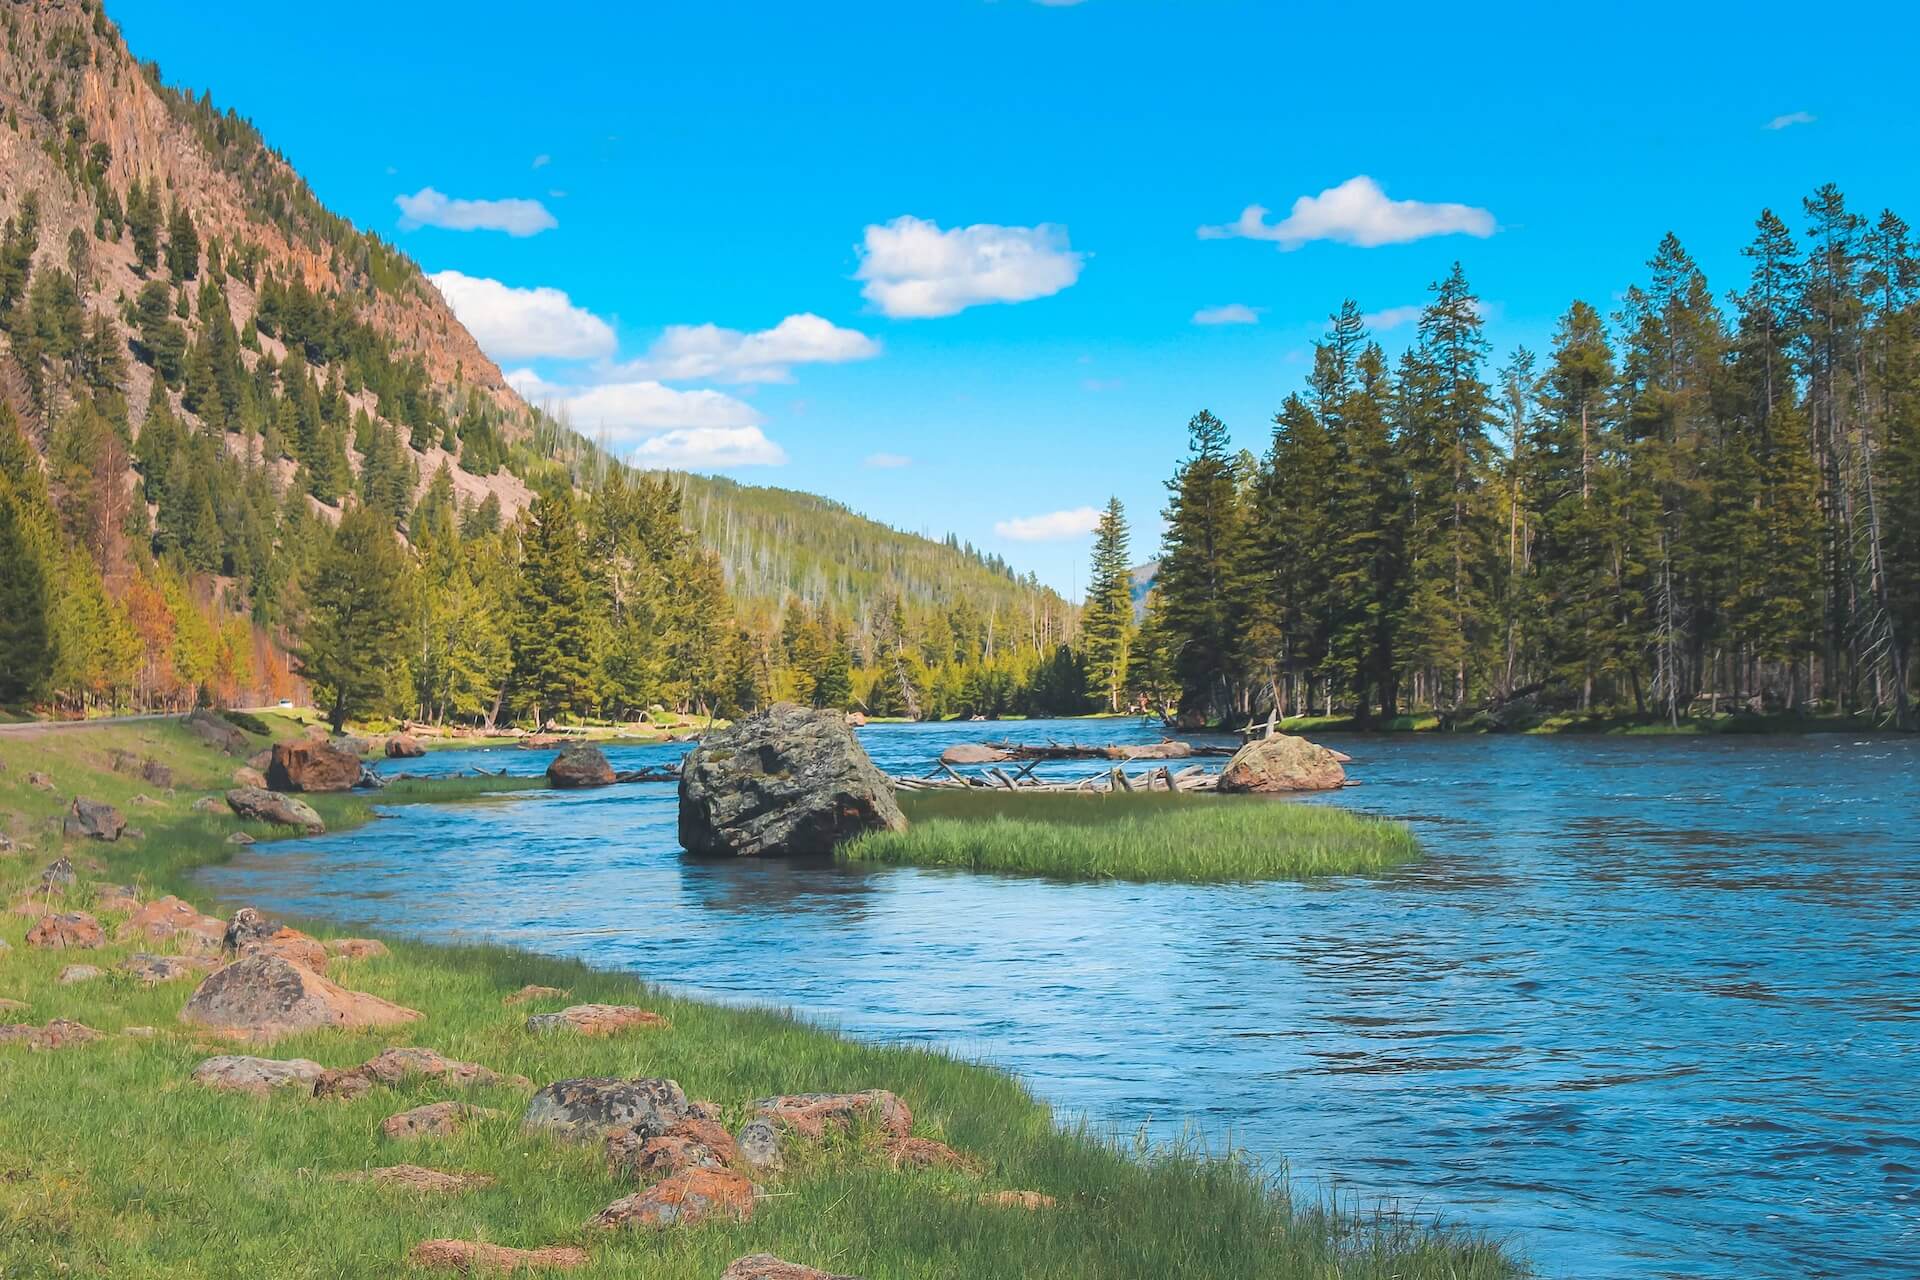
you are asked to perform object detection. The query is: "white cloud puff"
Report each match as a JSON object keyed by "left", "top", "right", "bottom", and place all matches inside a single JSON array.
[
  {"left": 856, "top": 215, "right": 1084, "bottom": 318},
  {"left": 630, "top": 426, "right": 787, "bottom": 469},
  {"left": 622, "top": 313, "right": 880, "bottom": 384},
  {"left": 1360, "top": 304, "right": 1423, "bottom": 331},
  {"left": 557, "top": 380, "right": 762, "bottom": 437},
  {"left": 863, "top": 452, "right": 912, "bottom": 468},
  {"left": 1766, "top": 111, "right": 1815, "bottom": 130},
  {"left": 995, "top": 506, "right": 1101, "bottom": 541},
  {"left": 396, "top": 187, "right": 557, "bottom": 237},
  {"left": 1193, "top": 303, "right": 1260, "bottom": 326},
  {"left": 429, "top": 271, "right": 616, "bottom": 361},
  {"left": 1200, "top": 176, "right": 1494, "bottom": 250}
]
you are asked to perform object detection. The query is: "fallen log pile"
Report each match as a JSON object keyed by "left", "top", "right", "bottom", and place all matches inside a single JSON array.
[
  {"left": 893, "top": 762, "right": 1222, "bottom": 794},
  {"left": 940, "top": 739, "right": 1234, "bottom": 766}
]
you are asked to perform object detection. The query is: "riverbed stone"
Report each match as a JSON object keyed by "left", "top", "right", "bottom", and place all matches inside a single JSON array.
[
  {"left": 267, "top": 740, "right": 362, "bottom": 793},
  {"left": 385, "top": 733, "right": 426, "bottom": 759},
  {"left": 191, "top": 1054, "right": 328, "bottom": 1096},
  {"left": 589, "top": 1167, "right": 755, "bottom": 1230},
  {"left": 27, "top": 912, "right": 104, "bottom": 950},
  {"left": 547, "top": 744, "right": 614, "bottom": 789},
  {"left": 406, "top": 1239, "right": 587, "bottom": 1272},
  {"left": 722, "top": 1256, "right": 865, "bottom": 1280},
  {"left": 1216, "top": 734, "right": 1347, "bottom": 793},
  {"left": 63, "top": 797, "right": 125, "bottom": 841},
  {"left": 180, "top": 953, "right": 422, "bottom": 1041},
  {"left": 752, "top": 1090, "right": 912, "bottom": 1141},
  {"left": 525, "top": 1003, "right": 668, "bottom": 1037},
  {"left": 382, "top": 1101, "right": 503, "bottom": 1140},
  {"left": 225, "top": 787, "right": 325, "bottom": 834},
  {"left": 678, "top": 703, "right": 906, "bottom": 857},
  {"left": 523, "top": 1076, "right": 689, "bottom": 1142}
]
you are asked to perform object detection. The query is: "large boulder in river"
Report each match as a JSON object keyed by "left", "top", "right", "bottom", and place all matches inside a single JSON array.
[
  {"left": 940, "top": 743, "right": 1011, "bottom": 765},
  {"left": 179, "top": 953, "right": 421, "bottom": 1041},
  {"left": 678, "top": 703, "right": 905, "bottom": 857},
  {"left": 1216, "top": 735, "right": 1346, "bottom": 793},
  {"left": 266, "top": 740, "right": 362, "bottom": 793},
  {"left": 226, "top": 788, "right": 324, "bottom": 834},
  {"left": 63, "top": 797, "right": 125, "bottom": 841},
  {"left": 547, "top": 745, "right": 614, "bottom": 789},
  {"left": 384, "top": 733, "right": 426, "bottom": 759}
]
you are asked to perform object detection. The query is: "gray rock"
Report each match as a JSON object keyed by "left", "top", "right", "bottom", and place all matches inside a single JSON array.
[
  {"left": 140, "top": 758, "right": 173, "bottom": 788},
  {"left": 63, "top": 797, "right": 126, "bottom": 841},
  {"left": 191, "top": 1054, "right": 327, "bottom": 1096},
  {"left": 522, "top": 1076, "right": 688, "bottom": 1142},
  {"left": 225, "top": 788, "right": 325, "bottom": 834},
  {"left": 38, "top": 857, "right": 76, "bottom": 892},
  {"left": 735, "top": 1117, "right": 784, "bottom": 1174},
  {"left": 119, "top": 953, "right": 201, "bottom": 984},
  {"left": 183, "top": 708, "right": 250, "bottom": 755},
  {"left": 678, "top": 703, "right": 906, "bottom": 857},
  {"left": 223, "top": 907, "right": 281, "bottom": 954},
  {"left": 547, "top": 745, "right": 614, "bottom": 789},
  {"left": 57, "top": 963, "right": 106, "bottom": 984}
]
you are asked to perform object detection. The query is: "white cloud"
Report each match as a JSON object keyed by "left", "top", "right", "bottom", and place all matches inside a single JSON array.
[
  {"left": 856, "top": 215, "right": 1084, "bottom": 318},
  {"left": 1199, "top": 176, "right": 1494, "bottom": 250},
  {"left": 864, "top": 452, "right": 912, "bottom": 469},
  {"left": 631, "top": 426, "right": 787, "bottom": 469},
  {"left": 559, "top": 380, "right": 762, "bottom": 437},
  {"left": 1193, "top": 303, "right": 1260, "bottom": 326},
  {"left": 995, "top": 506, "right": 1101, "bottom": 541},
  {"left": 1766, "top": 111, "right": 1815, "bottom": 130},
  {"left": 396, "top": 187, "right": 557, "bottom": 237},
  {"left": 532, "top": 153, "right": 551, "bottom": 168},
  {"left": 1361, "top": 304, "right": 1423, "bottom": 331},
  {"left": 621, "top": 313, "right": 880, "bottom": 384},
  {"left": 429, "top": 270, "right": 616, "bottom": 361}
]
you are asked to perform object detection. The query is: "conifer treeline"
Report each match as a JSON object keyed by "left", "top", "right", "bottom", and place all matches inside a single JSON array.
[{"left": 1140, "top": 185, "right": 1920, "bottom": 729}]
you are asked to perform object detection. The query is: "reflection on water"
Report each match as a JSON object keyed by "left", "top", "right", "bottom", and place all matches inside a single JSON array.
[{"left": 199, "top": 721, "right": 1920, "bottom": 1279}]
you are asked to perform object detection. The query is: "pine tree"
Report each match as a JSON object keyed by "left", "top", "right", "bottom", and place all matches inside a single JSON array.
[
  {"left": 511, "top": 485, "right": 597, "bottom": 724},
  {"left": 295, "top": 501, "right": 415, "bottom": 731},
  {"left": 1080, "top": 496, "right": 1133, "bottom": 711},
  {"left": 1157, "top": 409, "right": 1248, "bottom": 723}
]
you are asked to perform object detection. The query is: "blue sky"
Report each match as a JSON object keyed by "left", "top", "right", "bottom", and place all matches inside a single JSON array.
[{"left": 113, "top": 0, "right": 1920, "bottom": 593}]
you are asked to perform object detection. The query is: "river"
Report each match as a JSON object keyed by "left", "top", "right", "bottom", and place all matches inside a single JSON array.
[{"left": 197, "top": 719, "right": 1920, "bottom": 1279}]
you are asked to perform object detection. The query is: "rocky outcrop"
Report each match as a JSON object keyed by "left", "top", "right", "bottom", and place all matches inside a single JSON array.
[
  {"left": 26, "top": 912, "right": 104, "bottom": 949},
  {"left": 1216, "top": 735, "right": 1347, "bottom": 793},
  {"left": 589, "top": 1167, "right": 755, "bottom": 1231},
  {"left": 523, "top": 1077, "right": 688, "bottom": 1142},
  {"left": 678, "top": 703, "right": 906, "bottom": 857},
  {"left": 266, "top": 740, "right": 362, "bottom": 793},
  {"left": 179, "top": 954, "right": 421, "bottom": 1041},
  {"left": 546, "top": 745, "right": 614, "bottom": 789},
  {"left": 384, "top": 734, "right": 426, "bottom": 759},
  {"left": 191, "top": 1054, "right": 328, "bottom": 1096},
  {"left": 382, "top": 1101, "right": 503, "bottom": 1140},
  {"left": 723, "top": 1256, "right": 865, "bottom": 1280},
  {"left": 524, "top": 1004, "right": 668, "bottom": 1037},
  {"left": 406, "top": 1239, "right": 587, "bottom": 1273},
  {"left": 225, "top": 787, "right": 325, "bottom": 834},
  {"left": 63, "top": 797, "right": 125, "bottom": 841},
  {"left": 752, "top": 1090, "right": 912, "bottom": 1141}
]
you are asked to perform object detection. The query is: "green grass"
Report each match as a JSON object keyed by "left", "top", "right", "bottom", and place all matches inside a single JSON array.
[
  {"left": 0, "top": 718, "right": 1518, "bottom": 1279},
  {"left": 842, "top": 790, "right": 1422, "bottom": 884}
]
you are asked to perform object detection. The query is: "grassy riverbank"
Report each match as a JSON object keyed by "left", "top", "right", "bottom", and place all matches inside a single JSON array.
[
  {"left": 842, "top": 790, "right": 1421, "bottom": 883},
  {"left": 1271, "top": 709, "right": 1894, "bottom": 735},
  {"left": 0, "top": 718, "right": 1518, "bottom": 1279}
]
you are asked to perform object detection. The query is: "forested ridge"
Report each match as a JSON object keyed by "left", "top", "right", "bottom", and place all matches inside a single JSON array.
[
  {"left": 0, "top": 0, "right": 1076, "bottom": 727},
  {"left": 1137, "top": 189, "right": 1920, "bottom": 730}
]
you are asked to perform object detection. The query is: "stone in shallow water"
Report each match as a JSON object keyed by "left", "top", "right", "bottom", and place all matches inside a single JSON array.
[{"left": 547, "top": 744, "right": 614, "bottom": 788}]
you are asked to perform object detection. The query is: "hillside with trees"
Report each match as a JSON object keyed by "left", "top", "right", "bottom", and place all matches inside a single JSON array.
[
  {"left": 1135, "top": 191, "right": 1920, "bottom": 731},
  {"left": 0, "top": 0, "right": 1078, "bottom": 725}
]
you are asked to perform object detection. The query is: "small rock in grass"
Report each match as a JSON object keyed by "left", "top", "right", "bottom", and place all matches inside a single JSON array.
[
  {"left": 180, "top": 953, "right": 422, "bottom": 1042},
  {"left": 224, "top": 787, "right": 324, "bottom": 834},
  {"left": 0, "top": 1019, "right": 98, "bottom": 1050},
  {"left": 38, "top": 857, "right": 77, "bottom": 891},
  {"left": 406, "top": 1239, "right": 587, "bottom": 1273},
  {"left": 118, "top": 896, "right": 224, "bottom": 948},
  {"left": 607, "top": 1116, "right": 739, "bottom": 1180},
  {"left": 885, "top": 1136, "right": 980, "bottom": 1173},
  {"left": 589, "top": 1167, "right": 755, "bottom": 1230},
  {"left": 752, "top": 1091, "right": 912, "bottom": 1141},
  {"left": 223, "top": 907, "right": 281, "bottom": 951},
  {"left": 26, "top": 771, "right": 54, "bottom": 791},
  {"left": 525, "top": 1003, "right": 668, "bottom": 1036},
  {"left": 978, "top": 1189, "right": 1057, "bottom": 1210},
  {"left": 316, "top": 1047, "right": 528, "bottom": 1100},
  {"left": 326, "top": 938, "right": 388, "bottom": 961},
  {"left": 57, "top": 963, "right": 106, "bottom": 984},
  {"left": 92, "top": 884, "right": 141, "bottom": 914},
  {"left": 734, "top": 1118, "right": 784, "bottom": 1174},
  {"left": 523, "top": 1076, "right": 688, "bottom": 1142},
  {"left": 191, "top": 1055, "right": 328, "bottom": 1096},
  {"left": 383, "top": 1101, "right": 503, "bottom": 1140},
  {"left": 64, "top": 797, "right": 126, "bottom": 841},
  {"left": 722, "top": 1256, "right": 865, "bottom": 1280},
  {"left": 335, "top": 1164, "right": 494, "bottom": 1194},
  {"left": 501, "top": 984, "right": 568, "bottom": 1006},
  {"left": 224, "top": 910, "right": 329, "bottom": 970},
  {"left": 27, "top": 912, "right": 105, "bottom": 950},
  {"left": 191, "top": 796, "right": 225, "bottom": 815},
  {"left": 232, "top": 766, "right": 267, "bottom": 789},
  {"left": 119, "top": 953, "right": 204, "bottom": 984}
]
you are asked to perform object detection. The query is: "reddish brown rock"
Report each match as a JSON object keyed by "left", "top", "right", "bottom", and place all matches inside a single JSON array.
[
  {"left": 722, "top": 1257, "right": 864, "bottom": 1280},
  {"left": 26, "top": 911, "right": 104, "bottom": 950},
  {"left": 267, "top": 740, "right": 364, "bottom": 793},
  {"left": 546, "top": 744, "right": 614, "bottom": 789},
  {"left": 524, "top": 1003, "right": 668, "bottom": 1036},
  {"left": 0, "top": 1018, "right": 99, "bottom": 1050},
  {"left": 325, "top": 938, "right": 390, "bottom": 961},
  {"left": 191, "top": 1054, "right": 328, "bottom": 1096},
  {"left": 502, "top": 984, "right": 567, "bottom": 1006},
  {"left": 588, "top": 1167, "right": 755, "bottom": 1230},
  {"left": 232, "top": 765, "right": 268, "bottom": 789},
  {"left": 406, "top": 1239, "right": 588, "bottom": 1273},
  {"left": 606, "top": 1115, "right": 739, "bottom": 1180},
  {"left": 382, "top": 1101, "right": 504, "bottom": 1140},
  {"left": 385, "top": 734, "right": 427, "bottom": 759},
  {"left": 92, "top": 884, "right": 141, "bottom": 914},
  {"left": 316, "top": 1047, "right": 528, "bottom": 1100},
  {"left": 337, "top": 1164, "right": 495, "bottom": 1194},
  {"left": 1216, "top": 734, "right": 1347, "bottom": 793},
  {"left": 939, "top": 743, "right": 1011, "bottom": 765},
  {"left": 179, "top": 953, "right": 422, "bottom": 1041},
  {"left": 118, "top": 896, "right": 226, "bottom": 949},
  {"left": 752, "top": 1090, "right": 912, "bottom": 1141},
  {"left": 884, "top": 1136, "right": 980, "bottom": 1173}
]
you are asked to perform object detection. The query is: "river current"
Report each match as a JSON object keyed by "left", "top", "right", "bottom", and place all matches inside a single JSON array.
[{"left": 198, "top": 720, "right": 1920, "bottom": 1278}]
